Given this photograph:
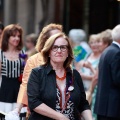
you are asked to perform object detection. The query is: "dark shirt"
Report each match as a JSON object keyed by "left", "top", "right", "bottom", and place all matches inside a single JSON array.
[{"left": 27, "top": 63, "right": 90, "bottom": 120}]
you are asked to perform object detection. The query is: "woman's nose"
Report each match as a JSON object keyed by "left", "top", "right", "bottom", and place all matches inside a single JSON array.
[
  {"left": 57, "top": 47, "right": 61, "bottom": 52},
  {"left": 15, "top": 36, "right": 19, "bottom": 40}
]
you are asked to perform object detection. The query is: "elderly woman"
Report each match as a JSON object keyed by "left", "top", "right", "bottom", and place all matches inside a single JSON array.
[{"left": 27, "top": 33, "right": 92, "bottom": 120}]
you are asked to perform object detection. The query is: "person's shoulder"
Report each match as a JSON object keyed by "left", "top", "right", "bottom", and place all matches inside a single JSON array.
[
  {"left": 104, "top": 44, "right": 119, "bottom": 56},
  {"left": 29, "top": 52, "right": 41, "bottom": 60},
  {"left": 72, "top": 69, "right": 83, "bottom": 84},
  {"left": 32, "top": 64, "right": 45, "bottom": 72},
  {"left": 73, "top": 69, "right": 80, "bottom": 77},
  {"left": 27, "top": 52, "right": 42, "bottom": 63}
]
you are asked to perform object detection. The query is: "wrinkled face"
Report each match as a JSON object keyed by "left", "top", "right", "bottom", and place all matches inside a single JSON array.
[
  {"left": 9, "top": 31, "right": 20, "bottom": 47},
  {"left": 98, "top": 39, "right": 108, "bottom": 52},
  {"left": 89, "top": 40, "right": 100, "bottom": 53},
  {"left": 49, "top": 37, "right": 68, "bottom": 64}
]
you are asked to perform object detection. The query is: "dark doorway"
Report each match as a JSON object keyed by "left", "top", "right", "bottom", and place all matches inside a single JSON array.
[
  {"left": 63, "top": 0, "right": 84, "bottom": 34},
  {"left": 89, "top": 0, "right": 119, "bottom": 34}
]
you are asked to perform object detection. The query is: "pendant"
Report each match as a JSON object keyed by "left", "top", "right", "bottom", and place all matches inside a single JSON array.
[{"left": 68, "top": 86, "right": 74, "bottom": 91}]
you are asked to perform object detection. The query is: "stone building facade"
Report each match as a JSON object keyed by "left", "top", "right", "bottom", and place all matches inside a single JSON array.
[{"left": 0, "top": 0, "right": 120, "bottom": 36}]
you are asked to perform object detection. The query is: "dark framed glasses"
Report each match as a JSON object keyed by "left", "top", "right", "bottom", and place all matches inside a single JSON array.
[{"left": 52, "top": 45, "right": 68, "bottom": 52}]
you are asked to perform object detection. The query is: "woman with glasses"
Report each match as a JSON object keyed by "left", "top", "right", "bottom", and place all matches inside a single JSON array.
[{"left": 27, "top": 33, "right": 92, "bottom": 120}]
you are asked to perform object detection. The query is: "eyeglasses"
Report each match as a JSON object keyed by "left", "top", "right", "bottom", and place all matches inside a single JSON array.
[{"left": 52, "top": 45, "right": 68, "bottom": 52}]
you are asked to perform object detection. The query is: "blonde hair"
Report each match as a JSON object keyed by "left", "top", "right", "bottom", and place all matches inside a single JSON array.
[
  {"left": 35, "top": 23, "right": 62, "bottom": 52},
  {"left": 41, "top": 33, "right": 74, "bottom": 68},
  {"left": 100, "top": 29, "right": 112, "bottom": 46},
  {"left": 89, "top": 34, "right": 100, "bottom": 44}
]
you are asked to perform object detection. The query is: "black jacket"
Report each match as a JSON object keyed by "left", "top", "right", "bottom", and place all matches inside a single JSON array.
[
  {"left": 94, "top": 43, "right": 120, "bottom": 118},
  {"left": 27, "top": 63, "right": 90, "bottom": 120}
]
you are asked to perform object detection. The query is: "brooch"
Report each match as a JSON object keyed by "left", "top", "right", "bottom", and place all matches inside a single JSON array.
[{"left": 68, "top": 86, "right": 74, "bottom": 91}]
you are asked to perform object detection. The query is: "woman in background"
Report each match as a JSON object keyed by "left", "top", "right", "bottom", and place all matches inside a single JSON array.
[
  {"left": 89, "top": 29, "right": 113, "bottom": 120},
  {"left": 78, "top": 34, "right": 101, "bottom": 91},
  {"left": 0, "top": 24, "right": 25, "bottom": 118},
  {"left": 24, "top": 33, "right": 38, "bottom": 57}
]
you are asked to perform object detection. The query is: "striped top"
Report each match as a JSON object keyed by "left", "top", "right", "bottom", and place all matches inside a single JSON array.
[{"left": 0, "top": 50, "right": 24, "bottom": 78}]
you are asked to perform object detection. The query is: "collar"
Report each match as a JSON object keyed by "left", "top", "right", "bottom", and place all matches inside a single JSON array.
[
  {"left": 46, "top": 63, "right": 72, "bottom": 75},
  {"left": 112, "top": 41, "right": 120, "bottom": 48}
]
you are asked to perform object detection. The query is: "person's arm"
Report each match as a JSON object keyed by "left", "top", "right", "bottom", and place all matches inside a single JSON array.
[
  {"left": 88, "top": 68, "right": 98, "bottom": 93},
  {"left": 27, "top": 68, "right": 69, "bottom": 120},
  {"left": 74, "top": 70, "right": 93, "bottom": 120},
  {"left": 79, "top": 72, "right": 94, "bottom": 81},
  {"left": 17, "top": 57, "right": 35, "bottom": 106},
  {"left": 83, "top": 61, "right": 96, "bottom": 75},
  {"left": 14, "top": 57, "right": 36, "bottom": 114},
  {"left": 34, "top": 103, "right": 69, "bottom": 120},
  {"left": 85, "top": 69, "right": 98, "bottom": 104},
  {"left": 78, "top": 61, "right": 96, "bottom": 81},
  {"left": 81, "top": 110, "right": 93, "bottom": 120}
]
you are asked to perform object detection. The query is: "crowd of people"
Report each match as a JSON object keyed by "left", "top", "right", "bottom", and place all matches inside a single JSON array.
[{"left": 0, "top": 21, "right": 120, "bottom": 120}]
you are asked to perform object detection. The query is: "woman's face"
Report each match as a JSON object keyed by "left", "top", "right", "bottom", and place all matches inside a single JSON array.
[
  {"left": 89, "top": 40, "right": 100, "bottom": 53},
  {"left": 98, "top": 40, "right": 108, "bottom": 53},
  {"left": 25, "top": 38, "right": 35, "bottom": 50},
  {"left": 49, "top": 37, "right": 68, "bottom": 64},
  {"left": 8, "top": 31, "right": 20, "bottom": 47}
]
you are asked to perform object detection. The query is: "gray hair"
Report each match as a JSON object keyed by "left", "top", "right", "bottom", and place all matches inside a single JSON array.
[
  {"left": 68, "top": 29, "right": 86, "bottom": 43},
  {"left": 112, "top": 24, "right": 120, "bottom": 41}
]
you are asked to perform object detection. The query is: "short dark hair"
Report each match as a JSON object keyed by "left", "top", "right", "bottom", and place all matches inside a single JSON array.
[
  {"left": 0, "top": 22, "right": 4, "bottom": 30},
  {"left": 1, "top": 24, "right": 23, "bottom": 51},
  {"left": 26, "top": 33, "right": 38, "bottom": 46}
]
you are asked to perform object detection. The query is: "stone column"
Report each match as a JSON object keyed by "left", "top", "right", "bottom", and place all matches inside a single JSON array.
[
  {"left": 35, "top": 0, "right": 55, "bottom": 33},
  {"left": 16, "top": 0, "right": 30, "bottom": 36},
  {"left": 83, "top": 0, "right": 89, "bottom": 37},
  {"left": 46, "top": 0, "right": 55, "bottom": 24},
  {"left": 34, "top": 0, "right": 43, "bottom": 34},
  {"left": 4, "top": 0, "right": 17, "bottom": 25}
]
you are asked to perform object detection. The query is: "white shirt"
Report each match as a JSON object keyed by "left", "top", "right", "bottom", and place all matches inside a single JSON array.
[{"left": 113, "top": 41, "right": 120, "bottom": 48}]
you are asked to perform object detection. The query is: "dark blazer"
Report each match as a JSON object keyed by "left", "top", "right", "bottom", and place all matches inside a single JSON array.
[
  {"left": 94, "top": 43, "right": 120, "bottom": 118},
  {"left": 27, "top": 63, "right": 90, "bottom": 120}
]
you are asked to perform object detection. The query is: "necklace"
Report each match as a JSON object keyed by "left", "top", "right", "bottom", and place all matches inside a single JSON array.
[{"left": 56, "top": 70, "right": 66, "bottom": 81}]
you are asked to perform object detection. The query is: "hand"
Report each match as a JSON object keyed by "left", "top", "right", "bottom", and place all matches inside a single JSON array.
[
  {"left": 88, "top": 71, "right": 98, "bottom": 94},
  {"left": 78, "top": 60, "right": 85, "bottom": 68},
  {"left": 83, "top": 61, "right": 91, "bottom": 68},
  {"left": 91, "top": 70, "right": 98, "bottom": 87},
  {"left": 59, "top": 114, "right": 70, "bottom": 120},
  {"left": 5, "top": 110, "right": 20, "bottom": 120}
]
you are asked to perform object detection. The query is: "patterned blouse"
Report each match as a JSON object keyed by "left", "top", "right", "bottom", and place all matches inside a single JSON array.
[
  {"left": 56, "top": 85, "right": 75, "bottom": 120},
  {"left": 1, "top": 50, "right": 24, "bottom": 78}
]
